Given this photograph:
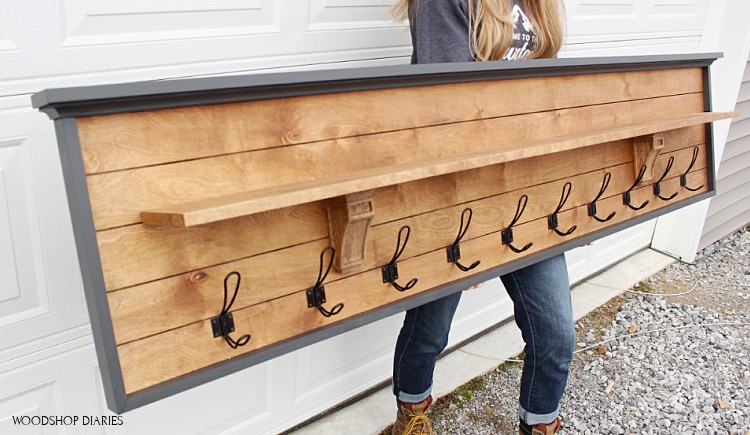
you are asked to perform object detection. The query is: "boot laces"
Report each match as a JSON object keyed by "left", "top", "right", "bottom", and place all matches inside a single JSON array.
[{"left": 403, "top": 411, "right": 433, "bottom": 435}]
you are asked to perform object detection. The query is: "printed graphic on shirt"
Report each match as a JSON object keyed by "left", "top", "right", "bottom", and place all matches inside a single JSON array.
[{"left": 504, "top": 0, "right": 536, "bottom": 60}]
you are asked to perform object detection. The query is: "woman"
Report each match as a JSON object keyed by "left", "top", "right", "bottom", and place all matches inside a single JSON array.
[{"left": 390, "top": 1, "right": 575, "bottom": 434}]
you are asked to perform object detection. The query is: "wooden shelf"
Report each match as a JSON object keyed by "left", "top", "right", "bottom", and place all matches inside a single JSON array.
[{"left": 140, "top": 111, "right": 736, "bottom": 228}]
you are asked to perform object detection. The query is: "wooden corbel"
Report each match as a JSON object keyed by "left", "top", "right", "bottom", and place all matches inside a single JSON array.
[
  {"left": 326, "top": 190, "right": 375, "bottom": 274},
  {"left": 632, "top": 133, "right": 665, "bottom": 182}
]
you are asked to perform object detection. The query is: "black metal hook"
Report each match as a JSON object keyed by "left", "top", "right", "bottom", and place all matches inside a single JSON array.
[
  {"left": 547, "top": 182, "right": 577, "bottom": 237},
  {"left": 446, "top": 208, "right": 481, "bottom": 272},
  {"left": 306, "top": 246, "right": 344, "bottom": 318},
  {"left": 622, "top": 164, "right": 650, "bottom": 211},
  {"left": 653, "top": 155, "right": 678, "bottom": 201},
  {"left": 381, "top": 225, "right": 418, "bottom": 292},
  {"left": 501, "top": 195, "right": 533, "bottom": 254},
  {"left": 588, "top": 172, "right": 616, "bottom": 223},
  {"left": 680, "top": 147, "right": 705, "bottom": 192},
  {"left": 210, "top": 271, "right": 251, "bottom": 349}
]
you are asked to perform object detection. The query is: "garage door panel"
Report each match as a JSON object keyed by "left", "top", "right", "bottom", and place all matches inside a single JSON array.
[
  {"left": 566, "top": 1, "right": 707, "bottom": 43},
  {"left": 60, "top": 0, "right": 279, "bottom": 47},
  {"left": 0, "top": 100, "right": 89, "bottom": 357},
  {"left": 0, "top": 0, "right": 18, "bottom": 50},
  {"left": 292, "top": 316, "right": 399, "bottom": 404},
  {"left": 308, "top": 0, "right": 398, "bottom": 31},
  {"left": 0, "top": 344, "right": 99, "bottom": 434},
  {"left": 0, "top": 137, "right": 49, "bottom": 329}
]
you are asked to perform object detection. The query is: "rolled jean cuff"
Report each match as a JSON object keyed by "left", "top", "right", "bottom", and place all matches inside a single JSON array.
[
  {"left": 519, "top": 403, "right": 559, "bottom": 426},
  {"left": 395, "top": 385, "right": 432, "bottom": 403}
]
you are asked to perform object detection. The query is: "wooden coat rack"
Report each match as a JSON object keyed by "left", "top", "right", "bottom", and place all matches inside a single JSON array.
[{"left": 32, "top": 53, "right": 737, "bottom": 413}]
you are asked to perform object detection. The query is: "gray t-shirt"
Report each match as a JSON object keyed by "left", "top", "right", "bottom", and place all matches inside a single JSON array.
[
  {"left": 504, "top": 0, "right": 536, "bottom": 60},
  {"left": 409, "top": 0, "right": 535, "bottom": 64}
]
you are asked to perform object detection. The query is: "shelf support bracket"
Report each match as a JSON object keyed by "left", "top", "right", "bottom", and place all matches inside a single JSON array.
[
  {"left": 632, "top": 132, "right": 664, "bottom": 182},
  {"left": 326, "top": 190, "right": 375, "bottom": 274}
]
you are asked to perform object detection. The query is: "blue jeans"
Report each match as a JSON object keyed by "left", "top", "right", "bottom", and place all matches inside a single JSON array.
[{"left": 392, "top": 254, "right": 575, "bottom": 425}]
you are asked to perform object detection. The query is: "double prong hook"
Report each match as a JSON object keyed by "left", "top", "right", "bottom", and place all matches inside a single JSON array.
[
  {"left": 382, "top": 225, "right": 418, "bottom": 292},
  {"left": 653, "top": 156, "right": 678, "bottom": 201},
  {"left": 623, "top": 164, "right": 650, "bottom": 211},
  {"left": 446, "top": 208, "right": 481, "bottom": 272},
  {"left": 588, "top": 172, "right": 616, "bottom": 223},
  {"left": 680, "top": 147, "right": 705, "bottom": 192},
  {"left": 501, "top": 195, "right": 533, "bottom": 254},
  {"left": 210, "top": 271, "right": 251, "bottom": 349},
  {"left": 306, "top": 246, "right": 344, "bottom": 318},
  {"left": 547, "top": 182, "right": 577, "bottom": 237}
]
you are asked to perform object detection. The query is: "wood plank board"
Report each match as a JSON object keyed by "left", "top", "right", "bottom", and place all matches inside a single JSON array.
[{"left": 77, "top": 68, "right": 704, "bottom": 175}]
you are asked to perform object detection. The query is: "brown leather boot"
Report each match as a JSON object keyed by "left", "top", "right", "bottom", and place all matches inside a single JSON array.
[
  {"left": 392, "top": 395, "right": 433, "bottom": 435},
  {"left": 519, "top": 416, "right": 561, "bottom": 435}
]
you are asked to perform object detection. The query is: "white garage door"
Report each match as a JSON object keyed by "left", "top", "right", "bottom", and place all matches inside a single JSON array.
[{"left": 0, "top": 1, "right": 710, "bottom": 433}]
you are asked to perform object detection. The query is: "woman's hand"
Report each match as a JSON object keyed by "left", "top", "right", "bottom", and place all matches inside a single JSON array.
[{"left": 463, "top": 282, "right": 484, "bottom": 291}]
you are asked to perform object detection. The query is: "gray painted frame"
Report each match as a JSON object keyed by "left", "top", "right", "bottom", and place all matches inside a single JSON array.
[
  {"left": 34, "top": 54, "right": 721, "bottom": 414},
  {"left": 33, "top": 53, "right": 720, "bottom": 119}
]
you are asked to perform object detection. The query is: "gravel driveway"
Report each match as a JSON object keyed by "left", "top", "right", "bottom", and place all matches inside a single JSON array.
[{"left": 424, "top": 229, "right": 750, "bottom": 434}]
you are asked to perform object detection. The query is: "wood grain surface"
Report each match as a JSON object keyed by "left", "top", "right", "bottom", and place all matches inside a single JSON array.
[
  {"left": 98, "top": 131, "right": 707, "bottom": 292},
  {"left": 88, "top": 93, "right": 707, "bottom": 231},
  {"left": 108, "top": 146, "right": 707, "bottom": 346},
  {"left": 139, "top": 112, "right": 730, "bottom": 228},
  {"left": 77, "top": 68, "right": 703, "bottom": 175},
  {"left": 68, "top": 65, "right": 733, "bottom": 397},
  {"left": 116, "top": 170, "right": 708, "bottom": 394}
]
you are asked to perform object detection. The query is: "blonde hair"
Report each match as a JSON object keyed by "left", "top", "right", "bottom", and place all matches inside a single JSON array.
[{"left": 393, "top": 0, "right": 563, "bottom": 61}]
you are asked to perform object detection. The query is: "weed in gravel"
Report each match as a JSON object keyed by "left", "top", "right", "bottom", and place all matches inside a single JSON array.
[
  {"left": 431, "top": 375, "right": 487, "bottom": 414},
  {"left": 496, "top": 353, "right": 524, "bottom": 372},
  {"left": 631, "top": 281, "right": 655, "bottom": 294},
  {"left": 452, "top": 376, "right": 485, "bottom": 406}
]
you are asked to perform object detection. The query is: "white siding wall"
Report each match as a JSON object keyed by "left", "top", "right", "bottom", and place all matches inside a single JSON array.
[
  {"left": 700, "top": 53, "right": 750, "bottom": 247},
  {"left": 0, "top": 1, "right": 715, "bottom": 434}
]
